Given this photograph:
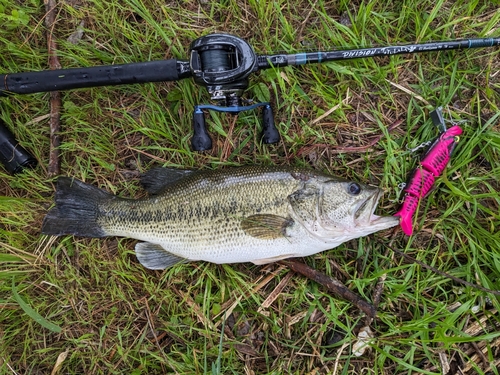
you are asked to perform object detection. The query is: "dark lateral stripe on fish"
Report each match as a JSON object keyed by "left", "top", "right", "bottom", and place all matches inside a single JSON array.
[{"left": 42, "top": 177, "right": 111, "bottom": 237}]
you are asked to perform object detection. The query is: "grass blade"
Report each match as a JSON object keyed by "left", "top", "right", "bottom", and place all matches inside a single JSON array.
[{"left": 11, "top": 280, "right": 62, "bottom": 333}]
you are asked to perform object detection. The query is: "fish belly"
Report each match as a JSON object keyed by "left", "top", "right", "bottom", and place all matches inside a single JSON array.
[{"left": 109, "top": 218, "right": 338, "bottom": 264}]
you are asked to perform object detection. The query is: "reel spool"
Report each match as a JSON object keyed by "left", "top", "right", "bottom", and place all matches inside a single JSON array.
[{"left": 188, "top": 34, "right": 279, "bottom": 151}]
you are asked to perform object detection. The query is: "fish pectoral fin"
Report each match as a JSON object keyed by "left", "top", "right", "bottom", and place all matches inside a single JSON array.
[
  {"left": 140, "top": 167, "right": 196, "bottom": 195},
  {"left": 241, "top": 214, "right": 293, "bottom": 240},
  {"left": 135, "top": 242, "right": 187, "bottom": 270}
]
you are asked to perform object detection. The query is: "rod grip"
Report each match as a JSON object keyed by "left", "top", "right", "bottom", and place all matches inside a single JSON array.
[{"left": 1, "top": 59, "right": 181, "bottom": 95}]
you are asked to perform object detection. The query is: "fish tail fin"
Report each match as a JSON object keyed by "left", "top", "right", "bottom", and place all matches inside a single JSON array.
[{"left": 42, "top": 177, "right": 113, "bottom": 237}]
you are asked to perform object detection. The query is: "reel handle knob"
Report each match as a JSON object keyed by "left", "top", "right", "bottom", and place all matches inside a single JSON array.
[
  {"left": 261, "top": 104, "right": 280, "bottom": 144},
  {"left": 191, "top": 108, "right": 212, "bottom": 151}
]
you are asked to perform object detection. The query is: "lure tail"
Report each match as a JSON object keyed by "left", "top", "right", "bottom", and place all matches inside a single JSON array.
[
  {"left": 395, "top": 125, "right": 462, "bottom": 235},
  {"left": 42, "top": 177, "right": 114, "bottom": 237}
]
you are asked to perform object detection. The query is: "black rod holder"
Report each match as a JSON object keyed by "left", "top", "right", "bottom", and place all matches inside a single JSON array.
[{"left": 0, "top": 119, "right": 37, "bottom": 174}]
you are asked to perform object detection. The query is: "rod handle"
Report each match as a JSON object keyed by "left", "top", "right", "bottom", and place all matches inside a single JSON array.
[{"left": 1, "top": 59, "right": 183, "bottom": 96}]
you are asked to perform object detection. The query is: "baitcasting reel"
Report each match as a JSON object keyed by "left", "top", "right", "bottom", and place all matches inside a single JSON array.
[{"left": 188, "top": 34, "right": 279, "bottom": 150}]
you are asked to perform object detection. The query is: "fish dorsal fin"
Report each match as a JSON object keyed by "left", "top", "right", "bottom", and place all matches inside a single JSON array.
[
  {"left": 140, "top": 167, "right": 195, "bottom": 195},
  {"left": 135, "top": 242, "right": 187, "bottom": 270},
  {"left": 241, "top": 214, "right": 293, "bottom": 240}
]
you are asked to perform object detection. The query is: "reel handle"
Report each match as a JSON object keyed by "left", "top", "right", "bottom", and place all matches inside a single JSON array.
[
  {"left": 190, "top": 103, "right": 279, "bottom": 151},
  {"left": 261, "top": 105, "right": 280, "bottom": 144},
  {"left": 191, "top": 109, "right": 212, "bottom": 151}
]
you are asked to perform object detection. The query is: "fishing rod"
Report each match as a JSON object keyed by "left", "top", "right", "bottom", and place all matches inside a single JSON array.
[{"left": 1, "top": 34, "right": 499, "bottom": 152}]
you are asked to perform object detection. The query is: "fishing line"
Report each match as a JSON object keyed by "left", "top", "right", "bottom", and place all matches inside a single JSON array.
[{"left": 199, "top": 47, "right": 233, "bottom": 72}]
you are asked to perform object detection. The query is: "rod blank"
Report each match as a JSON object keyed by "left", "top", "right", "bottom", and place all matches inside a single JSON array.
[{"left": 258, "top": 38, "right": 500, "bottom": 69}]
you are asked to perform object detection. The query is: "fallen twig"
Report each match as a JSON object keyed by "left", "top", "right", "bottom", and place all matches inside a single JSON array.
[
  {"left": 279, "top": 258, "right": 376, "bottom": 319},
  {"left": 366, "top": 274, "right": 387, "bottom": 326},
  {"left": 44, "top": 0, "right": 62, "bottom": 176}
]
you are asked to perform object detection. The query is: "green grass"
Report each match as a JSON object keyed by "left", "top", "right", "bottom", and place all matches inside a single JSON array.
[{"left": 1, "top": 0, "right": 500, "bottom": 373}]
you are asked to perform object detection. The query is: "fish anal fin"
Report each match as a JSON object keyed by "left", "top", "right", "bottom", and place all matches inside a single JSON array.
[
  {"left": 135, "top": 242, "right": 187, "bottom": 270},
  {"left": 241, "top": 214, "right": 293, "bottom": 240}
]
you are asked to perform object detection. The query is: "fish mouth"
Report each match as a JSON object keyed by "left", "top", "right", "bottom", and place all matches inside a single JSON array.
[{"left": 354, "top": 190, "right": 399, "bottom": 229}]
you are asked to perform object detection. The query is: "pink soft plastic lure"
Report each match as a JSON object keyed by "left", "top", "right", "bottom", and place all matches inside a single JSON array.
[{"left": 394, "top": 125, "right": 463, "bottom": 235}]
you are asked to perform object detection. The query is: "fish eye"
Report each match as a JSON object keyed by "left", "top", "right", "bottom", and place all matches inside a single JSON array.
[{"left": 347, "top": 182, "right": 361, "bottom": 195}]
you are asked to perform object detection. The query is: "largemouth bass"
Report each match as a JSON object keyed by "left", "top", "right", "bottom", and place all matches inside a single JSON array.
[{"left": 42, "top": 166, "right": 398, "bottom": 269}]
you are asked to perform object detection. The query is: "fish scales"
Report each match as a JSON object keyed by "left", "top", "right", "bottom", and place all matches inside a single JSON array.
[
  {"left": 42, "top": 166, "right": 399, "bottom": 269},
  {"left": 99, "top": 167, "right": 302, "bottom": 261}
]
